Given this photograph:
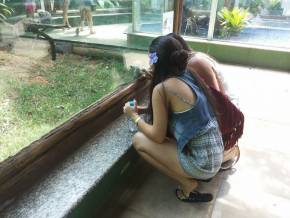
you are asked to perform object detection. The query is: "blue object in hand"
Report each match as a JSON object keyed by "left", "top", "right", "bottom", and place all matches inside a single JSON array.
[{"left": 128, "top": 99, "right": 137, "bottom": 133}]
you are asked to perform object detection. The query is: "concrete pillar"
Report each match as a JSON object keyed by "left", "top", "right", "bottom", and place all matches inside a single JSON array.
[
  {"left": 40, "top": 0, "right": 45, "bottom": 11},
  {"left": 282, "top": 0, "right": 290, "bottom": 16},
  {"left": 133, "top": 0, "right": 141, "bottom": 32},
  {"left": 208, "top": 0, "right": 219, "bottom": 40},
  {"left": 234, "top": 0, "right": 239, "bottom": 7},
  {"left": 50, "top": 0, "right": 55, "bottom": 11}
]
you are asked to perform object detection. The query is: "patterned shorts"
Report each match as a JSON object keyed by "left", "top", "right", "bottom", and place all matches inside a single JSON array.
[{"left": 177, "top": 119, "right": 224, "bottom": 180}]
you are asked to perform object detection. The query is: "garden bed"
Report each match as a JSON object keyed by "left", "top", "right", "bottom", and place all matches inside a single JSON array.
[{"left": 0, "top": 51, "right": 134, "bottom": 162}]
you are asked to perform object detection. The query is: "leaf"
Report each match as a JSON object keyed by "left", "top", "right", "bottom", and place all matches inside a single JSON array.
[
  {"left": 97, "top": 0, "right": 105, "bottom": 8},
  {"left": 0, "top": 3, "right": 13, "bottom": 20},
  {"left": 0, "top": 13, "right": 6, "bottom": 20},
  {"left": 104, "top": 0, "right": 115, "bottom": 8},
  {"left": 218, "top": 7, "right": 248, "bottom": 38}
]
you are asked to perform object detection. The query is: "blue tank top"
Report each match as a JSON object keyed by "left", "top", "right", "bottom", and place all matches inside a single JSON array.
[{"left": 169, "top": 70, "right": 215, "bottom": 151}]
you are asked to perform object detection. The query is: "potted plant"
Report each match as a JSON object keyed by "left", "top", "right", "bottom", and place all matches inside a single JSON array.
[{"left": 217, "top": 7, "right": 249, "bottom": 38}]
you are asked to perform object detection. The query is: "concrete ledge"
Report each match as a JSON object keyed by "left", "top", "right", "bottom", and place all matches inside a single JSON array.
[
  {"left": 185, "top": 39, "right": 290, "bottom": 72},
  {"left": 127, "top": 32, "right": 290, "bottom": 71},
  {"left": 0, "top": 115, "right": 139, "bottom": 218},
  {"left": 51, "top": 13, "right": 132, "bottom": 27}
]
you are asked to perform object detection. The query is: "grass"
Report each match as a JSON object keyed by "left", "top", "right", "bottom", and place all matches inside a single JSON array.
[{"left": 0, "top": 54, "right": 135, "bottom": 162}]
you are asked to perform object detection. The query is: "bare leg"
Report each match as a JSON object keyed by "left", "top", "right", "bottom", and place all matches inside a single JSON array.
[
  {"left": 63, "top": 0, "right": 71, "bottom": 27},
  {"left": 79, "top": 8, "right": 85, "bottom": 31},
  {"left": 133, "top": 132, "right": 197, "bottom": 196},
  {"left": 87, "top": 9, "right": 95, "bottom": 34}
]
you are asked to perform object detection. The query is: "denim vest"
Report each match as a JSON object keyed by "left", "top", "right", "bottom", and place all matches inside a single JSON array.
[{"left": 169, "top": 71, "right": 215, "bottom": 151}]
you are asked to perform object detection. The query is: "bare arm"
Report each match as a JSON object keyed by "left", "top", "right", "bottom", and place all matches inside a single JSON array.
[
  {"left": 210, "top": 65, "right": 226, "bottom": 94},
  {"left": 187, "top": 55, "right": 225, "bottom": 93},
  {"left": 136, "top": 84, "right": 168, "bottom": 143}
]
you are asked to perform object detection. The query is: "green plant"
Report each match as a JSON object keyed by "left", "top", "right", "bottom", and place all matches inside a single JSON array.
[
  {"left": 0, "top": 3, "right": 14, "bottom": 21},
  {"left": 96, "top": 0, "right": 117, "bottom": 9},
  {"left": 267, "top": 0, "right": 282, "bottom": 11},
  {"left": 218, "top": 7, "right": 249, "bottom": 38},
  {"left": 244, "top": 0, "right": 264, "bottom": 16},
  {"left": 0, "top": 54, "right": 134, "bottom": 162}
]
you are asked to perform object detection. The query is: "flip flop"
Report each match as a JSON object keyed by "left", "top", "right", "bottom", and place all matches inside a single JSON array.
[
  {"left": 196, "top": 178, "right": 212, "bottom": 183},
  {"left": 175, "top": 188, "right": 213, "bottom": 203}
]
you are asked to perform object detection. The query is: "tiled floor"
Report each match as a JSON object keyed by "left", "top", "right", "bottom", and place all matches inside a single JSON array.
[
  {"left": 99, "top": 63, "right": 290, "bottom": 218},
  {"left": 212, "top": 65, "right": 290, "bottom": 218}
]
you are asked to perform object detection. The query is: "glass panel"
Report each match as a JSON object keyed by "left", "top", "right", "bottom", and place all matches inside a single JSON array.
[
  {"left": 181, "top": 0, "right": 213, "bottom": 38},
  {"left": 133, "top": 0, "right": 174, "bottom": 34},
  {"left": 0, "top": 0, "right": 138, "bottom": 162},
  {"left": 213, "top": 0, "right": 290, "bottom": 49},
  {"left": 4, "top": 0, "right": 132, "bottom": 46}
]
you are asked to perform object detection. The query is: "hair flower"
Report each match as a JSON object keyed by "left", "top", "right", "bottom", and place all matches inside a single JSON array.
[{"left": 149, "top": 52, "right": 158, "bottom": 65}]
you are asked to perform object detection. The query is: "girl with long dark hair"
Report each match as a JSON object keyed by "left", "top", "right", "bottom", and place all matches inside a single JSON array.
[
  {"left": 167, "top": 33, "right": 240, "bottom": 166},
  {"left": 123, "top": 35, "right": 224, "bottom": 203}
]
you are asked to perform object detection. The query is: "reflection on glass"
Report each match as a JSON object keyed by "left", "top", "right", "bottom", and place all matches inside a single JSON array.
[
  {"left": 0, "top": 0, "right": 136, "bottom": 162},
  {"left": 214, "top": 0, "right": 290, "bottom": 48},
  {"left": 181, "top": 0, "right": 212, "bottom": 37},
  {"left": 2, "top": 0, "right": 132, "bottom": 46},
  {"left": 133, "top": 0, "right": 174, "bottom": 34}
]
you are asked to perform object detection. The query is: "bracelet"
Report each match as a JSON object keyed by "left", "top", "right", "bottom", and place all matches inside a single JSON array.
[{"left": 134, "top": 116, "right": 141, "bottom": 125}]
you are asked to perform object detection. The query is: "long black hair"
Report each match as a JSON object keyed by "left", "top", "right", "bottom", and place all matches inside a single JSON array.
[
  {"left": 147, "top": 35, "right": 189, "bottom": 121},
  {"left": 147, "top": 35, "right": 221, "bottom": 128},
  {"left": 165, "top": 33, "right": 222, "bottom": 127},
  {"left": 166, "top": 32, "right": 192, "bottom": 51},
  {"left": 167, "top": 32, "right": 225, "bottom": 94}
]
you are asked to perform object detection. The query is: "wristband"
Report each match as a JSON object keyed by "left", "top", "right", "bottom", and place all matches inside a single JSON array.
[{"left": 134, "top": 116, "right": 141, "bottom": 125}]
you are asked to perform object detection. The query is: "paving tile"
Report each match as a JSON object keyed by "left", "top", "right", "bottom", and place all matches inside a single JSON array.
[
  {"left": 212, "top": 64, "right": 290, "bottom": 218},
  {"left": 111, "top": 63, "right": 290, "bottom": 218},
  {"left": 114, "top": 170, "right": 223, "bottom": 218}
]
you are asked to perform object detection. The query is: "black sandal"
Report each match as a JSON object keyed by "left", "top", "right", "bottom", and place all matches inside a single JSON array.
[
  {"left": 175, "top": 188, "right": 213, "bottom": 203},
  {"left": 196, "top": 178, "right": 212, "bottom": 183}
]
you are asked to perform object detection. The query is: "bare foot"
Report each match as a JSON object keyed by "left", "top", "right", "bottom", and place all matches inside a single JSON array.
[
  {"left": 180, "top": 178, "right": 198, "bottom": 196},
  {"left": 176, "top": 178, "right": 213, "bottom": 202},
  {"left": 175, "top": 188, "right": 213, "bottom": 202}
]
